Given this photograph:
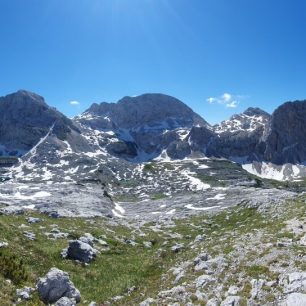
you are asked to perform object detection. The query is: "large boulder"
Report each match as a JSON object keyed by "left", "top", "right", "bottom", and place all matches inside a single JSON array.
[
  {"left": 283, "top": 293, "right": 306, "bottom": 306},
  {"left": 64, "top": 240, "right": 97, "bottom": 263},
  {"left": 36, "top": 268, "right": 81, "bottom": 304}
]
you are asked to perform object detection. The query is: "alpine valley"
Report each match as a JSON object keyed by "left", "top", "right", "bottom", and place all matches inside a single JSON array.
[{"left": 1, "top": 90, "right": 306, "bottom": 306}]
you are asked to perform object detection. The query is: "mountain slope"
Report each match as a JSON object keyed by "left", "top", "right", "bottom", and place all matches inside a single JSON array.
[
  {"left": 264, "top": 100, "right": 306, "bottom": 164},
  {"left": 75, "top": 93, "right": 210, "bottom": 161},
  {"left": 0, "top": 90, "right": 82, "bottom": 156},
  {"left": 206, "top": 107, "right": 271, "bottom": 162}
]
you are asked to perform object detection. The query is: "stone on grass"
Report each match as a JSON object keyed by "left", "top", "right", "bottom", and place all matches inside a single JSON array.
[
  {"left": 194, "top": 261, "right": 209, "bottom": 272},
  {"left": 171, "top": 243, "right": 184, "bottom": 253},
  {"left": 37, "top": 267, "right": 81, "bottom": 304},
  {"left": 195, "top": 274, "right": 211, "bottom": 288},
  {"left": 194, "top": 235, "right": 204, "bottom": 243},
  {"left": 55, "top": 296, "right": 76, "bottom": 306},
  {"left": 283, "top": 293, "right": 306, "bottom": 306},
  {"left": 194, "top": 253, "right": 209, "bottom": 265},
  {"left": 284, "top": 272, "right": 306, "bottom": 293},
  {"left": 16, "top": 286, "right": 34, "bottom": 300},
  {"left": 0, "top": 241, "right": 8, "bottom": 248},
  {"left": 206, "top": 298, "right": 219, "bottom": 306},
  {"left": 0, "top": 206, "right": 24, "bottom": 215},
  {"left": 220, "top": 296, "right": 241, "bottom": 306},
  {"left": 79, "top": 233, "right": 95, "bottom": 246},
  {"left": 139, "top": 297, "right": 156, "bottom": 306},
  {"left": 250, "top": 279, "right": 264, "bottom": 299},
  {"left": 45, "top": 231, "right": 69, "bottom": 240},
  {"left": 23, "top": 231, "right": 36, "bottom": 240},
  {"left": 64, "top": 240, "right": 97, "bottom": 263},
  {"left": 227, "top": 285, "right": 239, "bottom": 296},
  {"left": 27, "top": 217, "right": 41, "bottom": 224},
  {"left": 143, "top": 241, "right": 153, "bottom": 248}
]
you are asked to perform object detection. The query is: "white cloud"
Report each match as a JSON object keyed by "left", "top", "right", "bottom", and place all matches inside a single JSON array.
[
  {"left": 222, "top": 93, "right": 232, "bottom": 102},
  {"left": 226, "top": 100, "right": 238, "bottom": 108},
  {"left": 206, "top": 92, "right": 245, "bottom": 108},
  {"left": 207, "top": 97, "right": 217, "bottom": 104},
  {"left": 69, "top": 100, "right": 79, "bottom": 105}
]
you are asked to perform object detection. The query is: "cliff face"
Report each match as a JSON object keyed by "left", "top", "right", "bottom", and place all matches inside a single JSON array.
[
  {"left": 76, "top": 93, "right": 210, "bottom": 160},
  {"left": 0, "top": 90, "right": 79, "bottom": 156},
  {"left": 2, "top": 90, "right": 306, "bottom": 167},
  {"left": 263, "top": 101, "right": 306, "bottom": 164}
]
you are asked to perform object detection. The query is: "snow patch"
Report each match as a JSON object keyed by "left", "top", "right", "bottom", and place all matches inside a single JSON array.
[
  {"left": 207, "top": 193, "right": 226, "bottom": 200},
  {"left": 185, "top": 204, "right": 221, "bottom": 211}
]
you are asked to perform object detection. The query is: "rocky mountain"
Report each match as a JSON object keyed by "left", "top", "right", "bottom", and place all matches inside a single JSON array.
[
  {"left": 0, "top": 90, "right": 113, "bottom": 184},
  {"left": 0, "top": 90, "right": 82, "bottom": 156},
  {"left": 75, "top": 93, "right": 209, "bottom": 161},
  {"left": 213, "top": 107, "right": 270, "bottom": 135},
  {"left": 2, "top": 90, "right": 306, "bottom": 305},
  {"left": 207, "top": 107, "right": 271, "bottom": 162},
  {"left": 263, "top": 100, "right": 306, "bottom": 164},
  {"left": 1, "top": 90, "right": 306, "bottom": 183},
  {"left": 78, "top": 93, "right": 207, "bottom": 129}
]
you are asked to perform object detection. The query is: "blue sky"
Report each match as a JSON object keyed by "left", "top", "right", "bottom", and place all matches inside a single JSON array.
[{"left": 1, "top": 0, "right": 306, "bottom": 124}]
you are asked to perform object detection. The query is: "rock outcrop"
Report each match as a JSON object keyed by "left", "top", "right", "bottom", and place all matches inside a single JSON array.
[
  {"left": 2, "top": 90, "right": 306, "bottom": 178},
  {"left": 264, "top": 101, "right": 306, "bottom": 164},
  {"left": 0, "top": 90, "right": 80, "bottom": 156},
  {"left": 36, "top": 267, "right": 81, "bottom": 304},
  {"left": 63, "top": 239, "right": 97, "bottom": 263},
  {"left": 75, "top": 93, "right": 209, "bottom": 160}
]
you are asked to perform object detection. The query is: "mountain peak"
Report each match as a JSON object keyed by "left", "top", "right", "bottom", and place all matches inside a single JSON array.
[
  {"left": 243, "top": 107, "right": 270, "bottom": 117},
  {"left": 2, "top": 90, "right": 48, "bottom": 107},
  {"left": 83, "top": 93, "right": 208, "bottom": 129}
]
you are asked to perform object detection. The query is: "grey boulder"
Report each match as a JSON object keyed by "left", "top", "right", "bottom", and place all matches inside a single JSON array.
[
  {"left": 54, "top": 296, "right": 76, "bottom": 306},
  {"left": 220, "top": 296, "right": 241, "bottom": 306},
  {"left": 16, "top": 286, "right": 34, "bottom": 300},
  {"left": 64, "top": 240, "right": 97, "bottom": 263},
  {"left": 283, "top": 293, "right": 306, "bottom": 306},
  {"left": 36, "top": 267, "right": 81, "bottom": 304}
]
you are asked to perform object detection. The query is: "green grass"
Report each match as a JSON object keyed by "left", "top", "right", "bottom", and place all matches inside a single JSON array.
[
  {"left": 1, "top": 194, "right": 306, "bottom": 305},
  {"left": 197, "top": 174, "right": 226, "bottom": 187},
  {"left": 150, "top": 193, "right": 167, "bottom": 200},
  {"left": 143, "top": 163, "right": 156, "bottom": 172},
  {"left": 245, "top": 265, "right": 269, "bottom": 278},
  {"left": 0, "top": 211, "right": 183, "bottom": 305}
]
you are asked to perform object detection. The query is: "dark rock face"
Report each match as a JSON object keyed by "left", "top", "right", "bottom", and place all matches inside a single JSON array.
[
  {"left": 0, "top": 90, "right": 79, "bottom": 156},
  {"left": 187, "top": 126, "right": 215, "bottom": 154},
  {"left": 106, "top": 141, "right": 138, "bottom": 158},
  {"left": 76, "top": 93, "right": 209, "bottom": 160},
  {"left": 83, "top": 93, "right": 208, "bottom": 129},
  {"left": 209, "top": 108, "right": 271, "bottom": 162},
  {"left": 264, "top": 101, "right": 306, "bottom": 164},
  {"left": 2, "top": 89, "right": 306, "bottom": 167},
  {"left": 167, "top": 141, "right": 191, "bottom": 159}
]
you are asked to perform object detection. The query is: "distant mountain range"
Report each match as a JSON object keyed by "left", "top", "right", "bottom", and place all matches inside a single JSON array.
[{"left": 1, "top": 90, "right": 306, "bottom": 181}]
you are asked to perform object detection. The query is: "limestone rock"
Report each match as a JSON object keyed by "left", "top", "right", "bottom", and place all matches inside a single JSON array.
[
  {"left": 55, "top": 296, "right": 76, "bottom": 306},
  {"left": 64, "top": 240, "right": 97, "bottom": 263},
  {"left": 282, "top": 293, "right": 306, "bottom": 306},
  {"left": 36, "top": 267, "right": 81, "bottom": 304},
  {"left": 220, "top": 296, "right": 241, "bottom": 306}
]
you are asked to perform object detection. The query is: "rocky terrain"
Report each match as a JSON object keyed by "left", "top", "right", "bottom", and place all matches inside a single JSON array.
[
  {"left": 1, "top": 189, "right": 306, "bottom": 305},
  {"left": 0, "top": 90, "right": 306, "bottom": 305}
]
